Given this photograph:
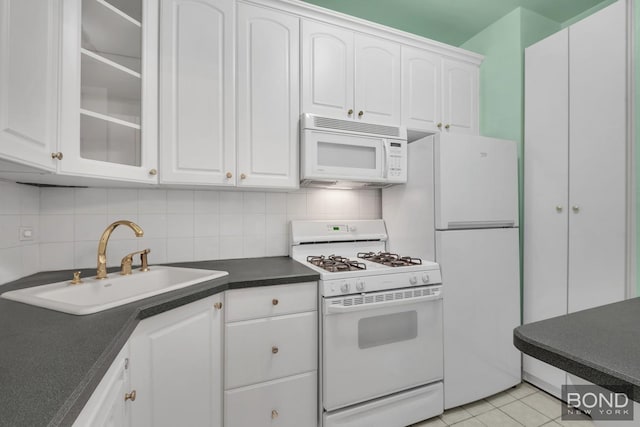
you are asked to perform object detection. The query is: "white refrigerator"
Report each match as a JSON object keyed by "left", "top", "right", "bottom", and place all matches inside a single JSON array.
[{"left": 383, "top": 133, "right": 521, "bottom": 409}]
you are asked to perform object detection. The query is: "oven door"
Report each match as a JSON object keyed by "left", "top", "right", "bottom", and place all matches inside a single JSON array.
[
  {"left": 322, "top": 286, "right": 443, "bottom": 411},
  {"left": 301, "top": 129, "right": 387, "bottom": 182}
]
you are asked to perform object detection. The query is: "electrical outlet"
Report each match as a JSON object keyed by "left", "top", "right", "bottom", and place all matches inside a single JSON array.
[{"left": 19, "top": 227, "right": 34, "bottom": 241}]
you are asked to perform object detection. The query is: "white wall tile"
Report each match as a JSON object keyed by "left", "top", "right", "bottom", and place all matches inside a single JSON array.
[
  {"left": 266, "top": 193, "right": 286, "bottom": 214},
  {"left": 167, "top": 214, "right": 194, "bottom": 238},
  {"left": 74, "top": 214, "right": 108, "bottom": 242},
  {"left": 0, "top": 247, "right": 22, "bottom": 284},
  {"left": 0, "top": 215, "right": 20, "bottom": 249},
  {"left": 74, "top": 240, "right": 97, "bottom": 269},
  {"left": 194, "top": 237, "right": 219, "bottom": 261},
  {"left": 219, "top": 236, "right": 243, "bottom": 259},
  {"left": 286, "top": 193, "right": 307, "bottom": 215},
  {"left": 194, "top": 191, "right": 219, "bottom": 214},
  {"left": 75, "top": 188, "right": 107, "bottom": 214},
  {"left": 39, "top": 242, "right": 74, "bottom": 271},
  {"left": 137, "top": 214, "right": 167, "bottom": 239},
  {"left": 266, "top": 214, "right": 287, "bottom": 235},
  {"left": 219, "top": 214, "right": 243, "bottom": 236},
  {"left": 219, "top": 192, "right": 243, "bottom": 214},
  {"left": 243, "top": 235, "right": 266, "bottom": 258},
  {"left": 266, "top": 234, "right": 288, "bottom": 257},
  {"left": 0, "top": 181, "right": 22, "bottom": 214},
  {"left": 195, "top": 214, "right": 219, "bottom": 237},
  {"left": 243, "top": 214, "right": 266, "bottom": 235},
  {"left": 40, "top": 188, "right": 74, "bottom": 214},
  {"left": 20, "top": 185, "right": 40, "bottom": 215},
  {"left": 243, "top": 192, "right": 265, "bottom": 213},
  {"left": 107, "top": 189, "right": 139, "bottom": 215},
  {"left": 21, "top": 244, "right": 40, "bottom": 277},
  {"left": 40, "top": 214, "right": 74, "bottom": 243},
  {"left": 167, "top": 238, "right": 194, "bottom": 262},
  {"left": 138, "top": 189, "right": 167, "bottom": 214},
  {"left": 167, "top": 190, "right": 194, "bottom": 213}
]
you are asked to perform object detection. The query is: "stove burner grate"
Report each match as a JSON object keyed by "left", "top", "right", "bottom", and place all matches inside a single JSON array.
[
  {"left": 357, "top": 252, "right": 422, "bottom": 267},
  {"left": 307, "top": 255, "right": 367, "bottom": 272}
]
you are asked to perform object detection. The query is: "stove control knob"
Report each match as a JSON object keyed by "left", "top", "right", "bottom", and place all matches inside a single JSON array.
[
  {"left": 409, "top": 276, "right": 418, "bottom": 286},
  {"left": 356, "top": 281, "right": 365, "bottom": 291},
  {"left": 422, "top": 274, "right": 430, "bottom": 284},
  {"left": 340, "top": 283, "right": 351, "bottom": 293}
]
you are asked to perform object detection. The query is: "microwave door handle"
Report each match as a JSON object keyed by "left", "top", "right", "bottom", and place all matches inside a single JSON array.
[
  {"left": 325, "top": 293, "right": 442, "bottom": 315},
  {"left": 382, "top": 140, "right": 390, "bottom": 179}
]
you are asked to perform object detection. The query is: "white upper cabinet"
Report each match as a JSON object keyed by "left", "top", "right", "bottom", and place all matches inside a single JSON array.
[
  {"left": 401, "top": 46, "right": 441, "bottom": 132},
  {"left": 302, "top": 20, "right": 401, "bottom": 125},
  {"left": 301, "top": 21, "right": 353, "bottom": 121},
  {"left": 354, "top": 34, "right": 401, "bottom": 126},
  {"left": 0, "top": 0, "right": 59, "bottom": 171},
  {"left": 236, "top": 3, "right": 299, "bottom": 189},
  {"left": 441, "top": 59, "right": 478, "bottom": 135},
  {"left": 159, "top": 0, "right": 235, "bottom": 186},
  {"left": 58, "top": 0, "right": 159, "bottom": 183}
]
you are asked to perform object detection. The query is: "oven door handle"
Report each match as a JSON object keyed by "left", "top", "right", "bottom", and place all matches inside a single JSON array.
[{"left": 325, "top": 293, "right": 442, "bottom": 314}]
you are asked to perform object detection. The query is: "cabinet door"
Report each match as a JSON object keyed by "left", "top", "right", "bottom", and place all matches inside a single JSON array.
[
  {"left": 73, "top": 345, "right": 131, "bottom": 427},
  {"left": 522, "top": 29, "right": 570, "bottom": 398},
  {"left": 159, "top": 0, "right": 235, "bottom": 186},
  {"left": 567, "top": 0, "right": 627, "bottom": 313},
  {"left": 354, "top": 34, "right": 401, "bottom": 126},
  {"left": 129, "top": 294, "right": 223, "bottom": 427},
  {"left": 301, "top": 20, "right": 354, "bottom": 120},
  {"left": 0, "top": 0, "right": 59, "bottom": 171},
  {"left": 401, "top": 46, "right": 441, "bottom": 131},
  {"left": 236, "top": 4, "right": 299, "bottom": 188},
  {"left": 58, "top": 0, "right": 159, "bottom": 183},
  {"left": 441, "top": 59, "right": 478, "bottom": 135}
]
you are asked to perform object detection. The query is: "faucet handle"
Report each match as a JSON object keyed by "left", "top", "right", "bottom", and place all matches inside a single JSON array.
[
  {"left": 120, "top": 249, "right": 151, "bottom": 275},
  {"left": 70, "top": 271, "right": 83, "bottom": 285}
]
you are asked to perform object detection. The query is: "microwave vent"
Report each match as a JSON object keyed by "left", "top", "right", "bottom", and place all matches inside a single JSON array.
[{"left": 312, "top": 116, "right": 401, "bottom": 137}]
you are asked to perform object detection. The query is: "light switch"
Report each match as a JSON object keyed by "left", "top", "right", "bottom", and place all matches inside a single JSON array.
[{"left": 19, "top": 226, "right": 34, "bottom": 241}]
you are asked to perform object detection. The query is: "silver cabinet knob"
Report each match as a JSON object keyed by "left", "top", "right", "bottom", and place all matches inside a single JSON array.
[
  {"left": 556, "top": 206, "right": 563, "bottom": 212},
  {"left": 572, "top": 205, "right": 580, "bottom": 213}
]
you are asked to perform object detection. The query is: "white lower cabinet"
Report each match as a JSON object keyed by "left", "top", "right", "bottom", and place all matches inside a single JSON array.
[
  {"left": 73, "top": 344, "right": 132, "bottom": 427},
  {"left": 129, "top": 294, "right": 224, "bottom": 427},
  {"left": 224, "top": 282, "right": 318, "bottom": 427}
]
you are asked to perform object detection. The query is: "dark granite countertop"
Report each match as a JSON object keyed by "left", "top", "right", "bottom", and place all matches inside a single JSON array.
[
  {"left": 0, "top": 257, "right": 319, "bottom": 427},
  {"left": 514, "top": 297, "right": 640, "bottom": 402}
]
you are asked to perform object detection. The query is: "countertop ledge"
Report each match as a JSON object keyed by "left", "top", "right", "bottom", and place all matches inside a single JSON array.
[
  {"left": 514, "top": 297, "right": 640, "bottom": 402},
  {"left": 0, "top": 257, "right": 319, "bottom": 427}
]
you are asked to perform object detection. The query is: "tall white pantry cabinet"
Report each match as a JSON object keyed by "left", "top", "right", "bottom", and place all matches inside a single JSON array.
[{"left": 523, "top": 0, "right": 630, "bottom": 398}]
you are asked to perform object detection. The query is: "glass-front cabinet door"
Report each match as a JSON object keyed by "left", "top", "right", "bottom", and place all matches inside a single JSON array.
[{"left": 59, "top": 0, "right": 158, "bottom": 183}]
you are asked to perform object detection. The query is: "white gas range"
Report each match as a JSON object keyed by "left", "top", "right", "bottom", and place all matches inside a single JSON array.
[{"left": 290, "top": 220, "right": 445, "bottom": 427}]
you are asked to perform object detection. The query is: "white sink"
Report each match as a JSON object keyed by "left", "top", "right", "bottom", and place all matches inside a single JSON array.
[{"left": 1, "top": 266, "right": 228, "bottom": 315}]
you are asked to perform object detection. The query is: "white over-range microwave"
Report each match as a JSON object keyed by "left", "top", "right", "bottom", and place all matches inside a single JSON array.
[{"left": 300, "top": 113, "right": 408, "bottom": 188}]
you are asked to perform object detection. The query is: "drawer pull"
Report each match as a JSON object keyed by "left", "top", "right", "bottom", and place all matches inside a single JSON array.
[
  {"left": 214, "top": 302, "right": 223, "bottom": 310},
  {"left": 124, "top": 390, "right": 137, "bottom": 402},
  {"left": 272, "top": 298, "right": 279, "bottom": 306},
  {"left": 272, "top": 409, "right": 279, "bottom": 419},
  {"left": 272, "top": 346, "right": 279, "bottom": 354}
]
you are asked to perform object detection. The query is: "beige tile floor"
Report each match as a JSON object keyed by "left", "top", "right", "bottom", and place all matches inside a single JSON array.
[{"left": 411, "top": 382, "right": 595, "bottom": 427}]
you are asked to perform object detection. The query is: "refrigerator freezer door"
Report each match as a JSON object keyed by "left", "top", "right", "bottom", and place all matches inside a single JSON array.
[
  {"left": 436, "top": 228, "right": 521, "bottom": 409},
  {"left": 435, "top": 134, "right": 518, "bottom": 230}
]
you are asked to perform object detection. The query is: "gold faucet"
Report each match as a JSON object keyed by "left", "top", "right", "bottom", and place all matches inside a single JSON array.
[
  {"left": 96, "top": 220, "right": 144, "bottom": 279},
  {"left": 120, "top": 248, "right": 151, "bottom": 275}
]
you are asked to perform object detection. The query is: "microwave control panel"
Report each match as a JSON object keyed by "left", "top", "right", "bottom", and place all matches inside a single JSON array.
[{"left": 387, "top": 141, "right": 407, "bottom": 183}]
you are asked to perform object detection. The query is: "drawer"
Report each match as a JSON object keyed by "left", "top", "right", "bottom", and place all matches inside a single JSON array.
[
  {"left": 225, "top": 372, "right": 317, "bottom": 427},
  {"left": 225, "top": 311, "right": 317, "bottom": 389},
  {"left": 225, "top": 282, "right": 316, "bottom": 322}
]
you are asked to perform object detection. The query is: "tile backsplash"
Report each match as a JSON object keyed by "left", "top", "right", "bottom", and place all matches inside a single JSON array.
[
  {"left": 0, "top": 181, "right": 40, "bottom": 285},
  {"left": 0, "top": 183, "right": 381, "bottom": 284}
]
